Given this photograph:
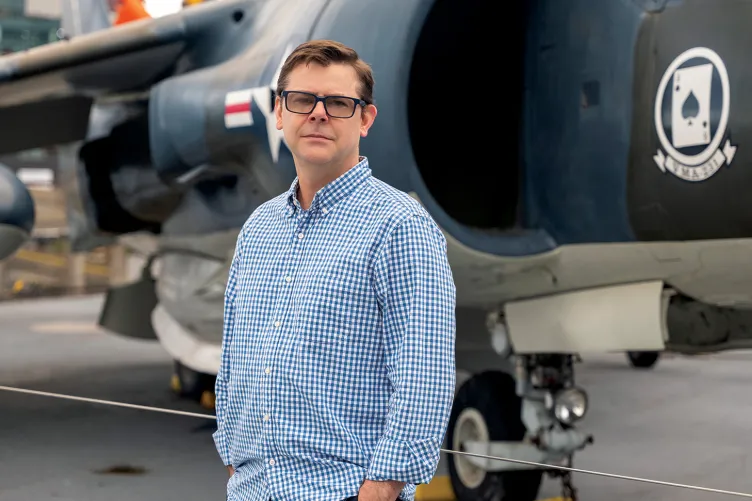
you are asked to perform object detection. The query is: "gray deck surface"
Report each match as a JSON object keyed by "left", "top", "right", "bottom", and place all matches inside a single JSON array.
[{"left": 1, "top": 295, "right": 751, "bottom": 501}]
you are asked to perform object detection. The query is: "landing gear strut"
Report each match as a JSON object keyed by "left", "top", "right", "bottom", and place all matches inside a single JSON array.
[{"left": 447, "top": 313, "right": 592, "bottom": 501}]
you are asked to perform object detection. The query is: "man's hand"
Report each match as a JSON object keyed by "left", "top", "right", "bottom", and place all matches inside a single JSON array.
[
  {"left": 357, "top": 479, "right": 405, "bottom": 501},
  {"left": 227, "top": 465, "right": 235, "bottom": 478}
]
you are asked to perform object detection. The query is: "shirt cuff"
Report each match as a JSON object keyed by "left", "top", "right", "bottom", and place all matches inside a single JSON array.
[
  {"left": 365, "top": 435, "right": 441, "bottom": 485},
  {"left": 212, "top": 428, "right": 231, "bottom": 466}
]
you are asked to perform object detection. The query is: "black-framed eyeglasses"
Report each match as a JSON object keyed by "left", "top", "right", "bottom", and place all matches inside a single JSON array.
[{"left": 280, "top": 90, "right": 366, "bottom": 118}]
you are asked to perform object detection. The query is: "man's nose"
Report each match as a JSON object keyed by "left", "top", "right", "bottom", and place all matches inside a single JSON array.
[{"left": 308, "top": 101, "right": 328, "bottom": 121}]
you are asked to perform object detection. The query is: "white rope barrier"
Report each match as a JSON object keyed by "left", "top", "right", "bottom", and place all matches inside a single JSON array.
[
  {"left": 0, "top": 385, "right": 215, "bottom": 419},
  {"left": 1, "top": 384, "right": 752, "bottom": 499}
]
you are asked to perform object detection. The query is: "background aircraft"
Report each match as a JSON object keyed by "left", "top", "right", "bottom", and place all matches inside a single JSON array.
[
  {"left": 3, "top": 0, "right": 752, "bottom": 499},
  {"left": 0, "top": 164, "right": 35, "bottom": 261}
]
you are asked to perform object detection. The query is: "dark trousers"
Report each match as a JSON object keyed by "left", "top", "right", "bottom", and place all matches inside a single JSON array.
[
  {"left": 344, "top": 497, "right": 405, "bottom": 501},
  {"left": 266, "top": 496, "right": 402, "bottom": 501},
  {"left": 269, "top": 496, "right": 402, "bottom": 501},
  {"left": 269, "top": 496, "right": 358, "bottom": 501}
]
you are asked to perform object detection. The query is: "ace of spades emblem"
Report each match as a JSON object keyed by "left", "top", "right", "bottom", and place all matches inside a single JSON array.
[
  {"left": 653, "top": 47, "right": 737, "bottom": 182},
  {"left": 671, "top": 63, "right": 713, "bottom": 149}
]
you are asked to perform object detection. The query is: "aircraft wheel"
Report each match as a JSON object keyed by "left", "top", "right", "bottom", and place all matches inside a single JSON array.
[
  {"left": 447, "top": 371, "right": 542, "bottom": 501},
  {"left": 170, "top": 360, "right": 216, "bottom": 407},
  {"left": 626, "top": 351, "right": 660, "bottom": 369}
]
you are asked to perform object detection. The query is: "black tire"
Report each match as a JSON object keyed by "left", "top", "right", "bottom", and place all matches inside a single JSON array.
[
  {"left": 626, "top": 351, "right": 661, "bottom": 369},
  {"left": 171, "top": 360, "right": 216, "bottom": 402},
  {"left": 447, "top": 371, "right": 543, "bottom": 501}
]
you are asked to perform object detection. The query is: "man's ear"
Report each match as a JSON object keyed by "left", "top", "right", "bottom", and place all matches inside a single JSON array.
[
  {"left": 360, "top": 104, "right": 378, "bottom": 137},
  {"left": 275, "top": 96, "right": 283, "bottom": 130}
]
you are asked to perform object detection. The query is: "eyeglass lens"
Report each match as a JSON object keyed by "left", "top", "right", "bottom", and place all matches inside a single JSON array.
[{"left": 285, "top": 92, "right": 356, "bottom": 118}]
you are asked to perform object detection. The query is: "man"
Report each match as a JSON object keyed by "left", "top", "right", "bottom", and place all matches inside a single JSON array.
[{"left": 213, "top": 39, "right": 456, "bottom": 501}]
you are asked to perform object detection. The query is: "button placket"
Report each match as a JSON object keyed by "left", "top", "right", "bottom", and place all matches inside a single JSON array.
[{"left": 263, "top": 207, "right": 310, "bottom": 465}]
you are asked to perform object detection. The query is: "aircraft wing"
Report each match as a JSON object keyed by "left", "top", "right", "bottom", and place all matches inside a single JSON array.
[{"left": 0, "top": 0, "right": 246, "bottom": 155}]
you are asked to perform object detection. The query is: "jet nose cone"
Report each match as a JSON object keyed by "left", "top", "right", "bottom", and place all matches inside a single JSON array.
[{"left": 0, "top": 164, "right": 35, "bottom": 260}]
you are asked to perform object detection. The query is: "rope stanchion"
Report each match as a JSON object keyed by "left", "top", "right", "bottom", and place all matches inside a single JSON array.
[{"left": 2, "top": 384, "right": 752, "bottom": 499}]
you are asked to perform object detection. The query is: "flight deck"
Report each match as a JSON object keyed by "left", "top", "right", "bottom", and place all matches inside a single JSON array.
[{"left": 1, "top": 294, "right": 750, "bottom": 501}]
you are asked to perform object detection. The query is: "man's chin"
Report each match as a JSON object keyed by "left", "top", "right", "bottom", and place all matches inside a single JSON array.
[{"left": 298, "top": 150, "right": 336, "bottom": 167}]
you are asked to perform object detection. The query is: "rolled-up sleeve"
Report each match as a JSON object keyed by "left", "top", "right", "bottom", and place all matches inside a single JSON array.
[
  {"left": 366, "top": 214, "right": 456, "bottom": 485},
  {"left": 212, "top": 225, "right": 245, "bottom": 467}
]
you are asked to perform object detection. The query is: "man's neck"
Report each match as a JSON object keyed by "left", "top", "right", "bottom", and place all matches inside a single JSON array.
[{"left": 295, "top": 156, "right": 360, "bottom": 210}]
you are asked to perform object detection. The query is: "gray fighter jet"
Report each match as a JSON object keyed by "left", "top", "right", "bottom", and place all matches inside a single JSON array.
[
  {"left": 0, "top": 164, "right": 34, "bottom": 261},
  {"left": 2, "top": 0, "right": 752, "bottom": 499}
]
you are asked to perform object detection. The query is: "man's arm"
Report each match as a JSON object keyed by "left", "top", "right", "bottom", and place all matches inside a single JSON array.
[
  {"left": 212, "top": 226, "right": 246, "bottom": 471},
  {"left": 363, "top": 214, "right": 456, "bottom": 497},
  {"left": 358, "top": 479, "right": 405, "bottom": 501}
]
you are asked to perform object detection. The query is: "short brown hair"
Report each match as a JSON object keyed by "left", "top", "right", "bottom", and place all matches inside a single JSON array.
[{"left": 275, "top": 39, "right": 375, "bottom": 105}]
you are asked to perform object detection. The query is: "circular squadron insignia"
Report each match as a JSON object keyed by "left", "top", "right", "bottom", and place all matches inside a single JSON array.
[{"left": 654, "top": 47, "right": 737, "bottom": 182}]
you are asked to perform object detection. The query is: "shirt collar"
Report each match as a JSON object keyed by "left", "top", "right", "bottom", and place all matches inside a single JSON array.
[{"left": 284, "top": 156, "right": 371, "bottom": 217}]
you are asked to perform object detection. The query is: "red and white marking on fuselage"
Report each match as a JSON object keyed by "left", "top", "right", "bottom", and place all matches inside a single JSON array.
[{"left": 224, "top": 89, "right": 254, "bottom": 128}]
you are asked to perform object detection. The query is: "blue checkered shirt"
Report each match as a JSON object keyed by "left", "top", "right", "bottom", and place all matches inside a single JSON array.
[{"left": 213, "top": 157, "right": 456, "bottom": 501}]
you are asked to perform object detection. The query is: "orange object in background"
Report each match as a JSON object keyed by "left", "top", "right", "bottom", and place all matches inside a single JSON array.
[{"left": 113, "top": 0, "right": 152, "bottom": 25}]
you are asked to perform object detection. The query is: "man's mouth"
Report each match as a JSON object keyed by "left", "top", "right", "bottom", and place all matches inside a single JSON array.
[{"left": 304, "top": 134, "right": 331, "bottom": 140}]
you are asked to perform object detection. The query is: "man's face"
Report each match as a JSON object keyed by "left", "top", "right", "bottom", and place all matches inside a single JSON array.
[{"left": 275, "top": 62, "right": 377, "bottom": 170}]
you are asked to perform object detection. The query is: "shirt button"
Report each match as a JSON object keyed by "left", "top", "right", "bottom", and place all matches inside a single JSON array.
[
  {"left": 322, "top": 208, "right": 329, "bottom": 214},
  {"left": 265, "top": 368, "right": 271, "bottom": 374},
  {"left": 274, "top": 321, "right": 281, "bottom": 327},
  {"left": 263, "top": 414, "right": 270, "bottom": 422},
  {"left": 297, "top": 232, "right": 304, "bottom": 239},
  {"left": 268, "top": 459, "right": 275, "bottom": 466},
  {"left": 285, "top": 276, "right": 292, "bottom": 283}
]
